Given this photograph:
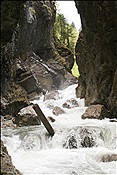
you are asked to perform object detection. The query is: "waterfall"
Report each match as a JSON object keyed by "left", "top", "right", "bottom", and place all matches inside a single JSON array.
[{"left": 1, "top": 84, "right": 117, "bottom": 175}]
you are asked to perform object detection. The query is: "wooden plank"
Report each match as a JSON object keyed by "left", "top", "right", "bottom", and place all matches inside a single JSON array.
[{"left": 33, "top": 104, "right": 55, "bottom": 136}]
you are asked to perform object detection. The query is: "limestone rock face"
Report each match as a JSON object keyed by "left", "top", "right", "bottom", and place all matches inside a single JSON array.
[
  {"left": 1, "top": 140, "right": 23, "bottom": 175},
  {"left": 81, "top": 104, "right": 108, "bottom": 120},
  {"left": 75, "top": 1, "right": 117, "bottom": 118}
]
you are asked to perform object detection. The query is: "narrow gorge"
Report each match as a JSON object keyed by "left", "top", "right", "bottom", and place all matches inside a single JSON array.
[{"left": 1, "top": 1, "right": 117, "bottom": 174}]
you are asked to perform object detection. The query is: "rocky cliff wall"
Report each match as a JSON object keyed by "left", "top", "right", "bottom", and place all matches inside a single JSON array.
[
  {"left": 1, "top": 1, "right": 76, "bottom": 117},
  {"left": 1, "top": 1, "right": 56, "bottom": 83},
  {"left": 75, "top": 1, "right": 117, "bottom": 118}
]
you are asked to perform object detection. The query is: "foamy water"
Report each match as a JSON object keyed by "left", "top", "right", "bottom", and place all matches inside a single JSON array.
[{"left": 1, "top": 84, "right": 117, "bottom": 175}]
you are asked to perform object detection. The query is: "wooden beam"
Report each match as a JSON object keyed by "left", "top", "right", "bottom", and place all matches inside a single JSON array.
[{"left": 33, "top": 104, "right": 55, "bottom": 136}]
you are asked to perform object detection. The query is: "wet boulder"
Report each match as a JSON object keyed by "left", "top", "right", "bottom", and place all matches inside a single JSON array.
[
  {"left": 109, "top": 119, "right": 117, "bottom": 122},
  {"left": 52, "top": 106, "right": 65, "bottom": 116},
  {"left": 13, "top": 105, "right": 41, "bottom": 127},
  {"left": 80, "top": 128, "right": 95, "bottom": 148},
  {"left": 81, "top": 135, "right": 95, "bottom": 148},
  {"left": 64, "top": 134, "right": 77, "bottom": 149},
  {"left": 47, "top": 116, "right": 55, "bottom": 122},
  {"left": 1, "top": 140, "right": 22, "bottom": 175},
  {"left": 81, "top": 104, "right": 108, "bottom": 120},
  {"left": 62, "top": 98, "right": 79, "bottom": 109},
  {"left": 101, "top": 154, "right": 117, "bottom": 162}
]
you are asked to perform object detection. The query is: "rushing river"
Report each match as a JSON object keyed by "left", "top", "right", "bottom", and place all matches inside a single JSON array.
[{"left": 1, "top": 84, "right": 117, "bottom": 175}]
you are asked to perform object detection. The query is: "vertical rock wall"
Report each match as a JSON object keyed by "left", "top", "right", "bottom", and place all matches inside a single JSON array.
[
  {"left": 15, "top": 1, "right": 56, "bottom": 61},
  {"left": 1, "top": 1, "right": 56, "bottom": 116},
  {"left": 75, "top": 1, "right": 117, "bottom": 118},
  {"left": 1, "top": 1, "right": 56, "bottom": 83}
]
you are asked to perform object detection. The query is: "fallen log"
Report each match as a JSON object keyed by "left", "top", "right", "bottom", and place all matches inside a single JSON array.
[{"left": 33, "top": 104, "right": 55, "bottom": 136}]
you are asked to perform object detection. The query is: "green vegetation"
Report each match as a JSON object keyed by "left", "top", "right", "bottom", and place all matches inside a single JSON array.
[
  {"left": 71, "top": 59, "right": 80, "bottom": 77},
  {"left": 54, "top": 5, "right": 79, "bottom": 77},
  {"left": 54, "top": 13, "right": 79, "bottom": 54}
]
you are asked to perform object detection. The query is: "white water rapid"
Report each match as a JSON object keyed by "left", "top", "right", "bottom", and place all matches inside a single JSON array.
[{"left": 1, "top": 84, "right": 117, "bottom": 175}]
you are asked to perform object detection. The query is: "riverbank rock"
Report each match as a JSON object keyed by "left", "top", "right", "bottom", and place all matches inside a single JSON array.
[
  {"left": 13, "top": 105, "right": 41, "bottom": 127},
  {"left": 52, "top": 106, "right": 65, "bottom": 116},
  {"left": 1, "top": 140, "right": 23, "bottom": 175},
  {"left": 62, "top": 98, "right": 79, "bottom": 109},
  {"left": 101, "top": 154, "right": 117, "bottom": 162},
  {"left": 81, "top": 104, "right": 108, "bottom": 120}
]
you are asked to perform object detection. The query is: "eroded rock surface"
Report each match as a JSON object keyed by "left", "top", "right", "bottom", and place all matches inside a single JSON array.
[{"left": 75, "top": 1, "right": 117, "bottom": 118}]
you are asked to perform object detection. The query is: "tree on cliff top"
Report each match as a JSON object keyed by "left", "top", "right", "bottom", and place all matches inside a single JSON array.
[{"left": 54, "top": 12, "right": 79, "bottom": 54}]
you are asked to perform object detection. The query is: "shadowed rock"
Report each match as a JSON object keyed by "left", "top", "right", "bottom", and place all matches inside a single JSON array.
[{"left": 75, "top": 1, "right": 117, "bottom": 118}]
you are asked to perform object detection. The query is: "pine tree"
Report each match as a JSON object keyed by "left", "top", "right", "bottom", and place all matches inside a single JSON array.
[{"left": 54, "top": 12, "right": 79, "bottom": 54}]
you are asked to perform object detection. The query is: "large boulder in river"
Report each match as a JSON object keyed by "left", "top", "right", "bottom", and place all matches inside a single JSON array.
[
  {"left": 81, "top": 104, "right": 108, "bottom": 120},
  {"left": 52, "top": 106, "right": 65, "bottom": 116},
  {"left": 62, "top": 98, "right": 79, "bottom": 109},
  {"left": 100, "top": 154, "right": 117, "bottom": 162},
  {"left": 1, "top": 140, "right": 22, "bottom": 175}
]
